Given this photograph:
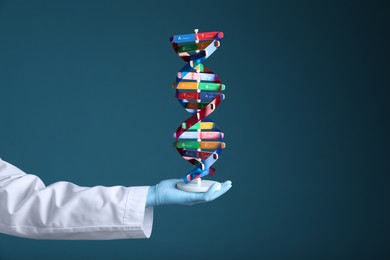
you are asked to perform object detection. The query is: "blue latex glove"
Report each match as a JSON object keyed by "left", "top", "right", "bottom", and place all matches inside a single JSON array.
[{"left": 146, "top": 179, "right": 232, "bottom": 207}]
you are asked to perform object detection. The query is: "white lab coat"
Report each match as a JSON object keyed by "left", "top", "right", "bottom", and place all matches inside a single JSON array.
[{"left": 0, "top": 157, "right": 153, "bottom": 240}]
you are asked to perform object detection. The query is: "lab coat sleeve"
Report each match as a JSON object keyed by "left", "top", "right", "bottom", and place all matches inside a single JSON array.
[{"left": 0, "top": 158, "right": 153, "bottom": 240}]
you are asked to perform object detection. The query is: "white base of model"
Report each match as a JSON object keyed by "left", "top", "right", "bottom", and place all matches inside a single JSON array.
[{"left": 176, "top": 178, "right": 221, "bottom": 193}]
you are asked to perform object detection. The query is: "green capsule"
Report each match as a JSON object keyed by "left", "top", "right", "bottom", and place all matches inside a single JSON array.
[
  {"left": 178, "top": 43, "right": 198, "bottom": 53},
  {"left": 176, "top": 141, "right": 200, "bottom": 149},
  {"left": 198, "top": 83, "right": 225, "bottom": 91}
]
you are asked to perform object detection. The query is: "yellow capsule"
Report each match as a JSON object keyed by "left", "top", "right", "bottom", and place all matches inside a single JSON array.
[
  {"left": 200, "top": 142, "right": 226, "bottom": 149},
  {"left": 176, "top": 82, "right": 198, "bottom": 90}
]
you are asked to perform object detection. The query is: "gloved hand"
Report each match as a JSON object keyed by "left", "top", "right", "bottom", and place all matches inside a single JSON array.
[{"left": 146, "top": 179, "right": 232, "bottom": 207}]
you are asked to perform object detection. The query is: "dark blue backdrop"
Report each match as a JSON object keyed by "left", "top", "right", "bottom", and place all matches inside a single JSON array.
[{"left": 0, "top": 0, "right": 389, "bottom": 259}]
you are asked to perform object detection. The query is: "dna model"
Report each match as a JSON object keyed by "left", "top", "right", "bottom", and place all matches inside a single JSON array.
[{"left": 171, "top": 29, "right": 226, "bottom": 192}]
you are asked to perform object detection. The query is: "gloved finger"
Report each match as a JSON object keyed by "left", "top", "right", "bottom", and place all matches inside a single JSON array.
[
  {"left": 186, "top": 191, "right": 208, "bottom": 204},
  {"left": 206, "top": 181, "right": 232, "bottom": 201},
  {"left": 204, "top": 181, "right": 232, "bottom": 202},
  {"left": 222, "top": 180, "right": 232, "bottom": 187},
  {"left": 184, "top": 183, "right": 219, "bottom": 204},
  {"left": 211, "top": 181, "right": 232, "bottom": 201},
  {"left": 203, "top": 183, "right": 222, "bottom": 201},
  {"left": 185, "top": 181, "right": 232, "bottom": 205}
]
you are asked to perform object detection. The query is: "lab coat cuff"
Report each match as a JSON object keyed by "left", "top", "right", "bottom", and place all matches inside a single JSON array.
[{"left": 122, "top": 186, "right": 153, "bottom": 238}]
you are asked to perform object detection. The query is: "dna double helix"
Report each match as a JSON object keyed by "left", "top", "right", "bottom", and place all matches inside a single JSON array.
[{"left": 170, "top": 29, "right": 226, "bottom": 184}]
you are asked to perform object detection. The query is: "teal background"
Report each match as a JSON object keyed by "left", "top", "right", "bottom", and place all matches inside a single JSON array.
[{"left": 0, "top": 0, "right": 389, "bottom": 259}]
